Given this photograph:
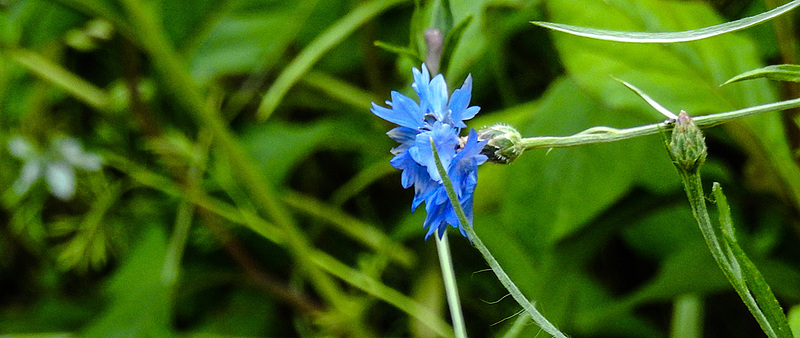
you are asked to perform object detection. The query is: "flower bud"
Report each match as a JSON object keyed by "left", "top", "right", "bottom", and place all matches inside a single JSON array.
[
  {"left": 477, "top": 124, "right": 524, "bottom": 164},
  {"left": 669, "top": 110, "right": 707, "bottom": 173}
]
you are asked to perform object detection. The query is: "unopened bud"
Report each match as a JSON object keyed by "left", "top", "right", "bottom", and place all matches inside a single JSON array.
[
  {"left": 424, "top": 29, "right": 444, "bottom": 75},
  {"left": 669, "top": 110, "right": 707, "bottom": 173},
  {"left": 477, "top": 124, "right": 524, "bottom": 164}
]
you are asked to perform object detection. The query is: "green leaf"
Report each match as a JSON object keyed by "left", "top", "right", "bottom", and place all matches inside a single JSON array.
[
  {"left": 532, "top": 0, "right": 800, "bottom": 43},
  {"left": 713, "top": 183, "right": 793, "bottom": 338},
  {"left": 439, "top": 15, "right": 472, "bottom": 77},
  {"left": 11, "top": 0, "right": 85, "bottom": 47},
  {"left": 431, "top": 0, "right": 454, "bottom": 37},
  {"left": 188, "top": 0, "right": 318, "bottom": 82},
  {"left": 789, "top": 305, "right": 800, "bottom": 337},
  {"left": 373, "top": 40, "right": 423, "bottom": 63},
  {"left": 236, "top": 121, "right": 334, "bottom": 185},
  {"left": 193, "top": 289, "right": 279, "bottom": 336},
  {"left": 622, "top": 204, "right": 705, "bottom": 261},
  {"left": 83, "top": 227, "right": 172, "bottom": 337},
  {"left": 236, "top": 119, "right": 382, "bottom": 186},
  {"left": 623, "top": 244, "right": 730, "bottom": 305},
  {"left": 723, "top": 64, "right": 800, "bottom": 86}
]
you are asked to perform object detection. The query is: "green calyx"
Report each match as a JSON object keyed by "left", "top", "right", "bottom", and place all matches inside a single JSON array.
[
  {"left": 668, "top": 110, "right": 708, "bottom": 173},
  {"left": 477, "top": 124, "right": 525, "bottom": 164}
]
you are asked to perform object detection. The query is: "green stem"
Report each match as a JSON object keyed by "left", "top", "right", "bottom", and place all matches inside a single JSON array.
[
  {"left": 670, "top": 294, "right": 703, "bottom": 338},
  {"left": 680, "top": 172, "right": 735, "bottom": 272},
  {"left": 161, "top": 199, "right": 194, "bottom": 287},
  {"left": 436, "top": 232, "right": 468, "bottom": 338},
  {"left": 520, "top": 97, "right": 800, "bottom": 150},
  {"left": 429, "top": 138, "right": 568, "bottom": 338},
  {"left": 678, "top": 170, "right": 779, "bottom": 337},
  {"left": 6, "top": 48, "right": 111, "bottom": 111}
]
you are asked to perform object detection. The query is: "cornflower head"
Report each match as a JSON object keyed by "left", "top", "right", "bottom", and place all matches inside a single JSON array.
[{"left": 372, "top": 64, "right": 487, "bottom": 240}]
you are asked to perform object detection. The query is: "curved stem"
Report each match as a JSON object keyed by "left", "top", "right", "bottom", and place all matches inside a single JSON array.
[
  {"left": 429, "top": 138, "right": 568, "bottom": 338},
  {"left": 520, "top": 97, "right": 800, "bottom": 150},
  {"left": 677, "top": 171, "right": 781, "bottom": 337}
]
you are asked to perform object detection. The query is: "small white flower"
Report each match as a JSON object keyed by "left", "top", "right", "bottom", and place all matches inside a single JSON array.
[{"left": 8, "top": 136, "right": 103, "bottom": 200}]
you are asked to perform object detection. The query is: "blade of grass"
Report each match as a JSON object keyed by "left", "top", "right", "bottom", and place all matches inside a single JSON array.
[
  {"left": 283, "top": 191, "right": 416, "bottom": 268},
  {"left": 6, "top": 48, "right": 111, "bottom": 111},
  {"left": 310, "top": 252, "right": 454, "bottom": 337},
  {"left": 256, "top": 0, "right": 409, "bottom": 121},
  {"left": 300, "top": 70, "right": 377, "bottom": 111}
]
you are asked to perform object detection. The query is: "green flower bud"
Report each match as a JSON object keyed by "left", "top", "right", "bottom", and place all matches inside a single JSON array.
[
  {"left": 669, "top": 110, "right": 707, "bottom": 173},
  {"left": 477, "top": 124, "right": 524, "bottom": 164}
]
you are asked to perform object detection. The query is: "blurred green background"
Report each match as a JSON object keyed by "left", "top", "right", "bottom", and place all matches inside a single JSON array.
[{"left": 2, "top": 0, "right": 800, "bottom": 336}]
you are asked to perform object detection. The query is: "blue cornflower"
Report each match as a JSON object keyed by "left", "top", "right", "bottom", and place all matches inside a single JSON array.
[{"left": 371, "top": 64, "right": 487, "bottom": 240}]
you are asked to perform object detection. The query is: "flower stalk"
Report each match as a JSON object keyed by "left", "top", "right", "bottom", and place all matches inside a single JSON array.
[
  {"left": 518, "top": 96, "right": 800, "bottom": 150},
  {"left": 435, "top": 231, "right": 467, "bottom": 338},
  {"left": 429, "top": 138, "right": 568, "bottom": 338},
  {"left": 667, "top": 112, "right": 791, "bottom": 338}
]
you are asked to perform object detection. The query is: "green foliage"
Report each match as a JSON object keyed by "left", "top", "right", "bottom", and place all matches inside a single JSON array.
[
  {"left": 723, "top": 64, "right": 800, "bottom": 85},
  {"left": 532, "top": 0, "right": 800, "bottom": 43},
  {"left": 2, "top": 0, "right": 800, "bottom": 337},
  {"left": 83, "top": 227, "right": 172, "bottom": 337}
]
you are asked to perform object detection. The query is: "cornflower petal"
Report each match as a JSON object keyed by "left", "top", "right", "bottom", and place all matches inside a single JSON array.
[
  {"left": 386, "top": 126, "right": 418, "bottom": 154},
  {"left": 448, "top": 75, "right": 480, "bottom": 126},
  {"left": 426, "top": 74, "right": 450, "bottom": 121},
  {"left": 370, "top": 92, "right": 424, "bottom": 129},
  {"left": 372, "top": 64, "right": 486, "bottom": 240},
  {"left": 424, "top": 200, "right": 449, "bottom": 240},
  {"left": 390, "top": 151, "right": 423, "bottom": 188},
  {"left": 411, "top": 65, "right": 432, "bottom": 105},
  {"left": 411, "top": 122, "right": 459, "bottom": 182}
]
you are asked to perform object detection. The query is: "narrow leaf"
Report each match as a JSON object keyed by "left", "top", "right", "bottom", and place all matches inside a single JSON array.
[
  {"left": 613, "top": 77, "right": 678, "bottom": 120},
  {"left": 723, "top": 64, "right": 800, "bottom": 86},
  {"left": 531, "top": 0, "right": 800, "bottom": 43},
  {"left": 256, "top": 0, "right": 408, "bottom": 122},
  {"left": 373, "top": 40, "right": 423, "bottom": 62},
  {"left": 713, "top": 184, "right": 793, "bottom": 338},
  {"left": 439, "top": 15, "right": 472, "bottom": 77}
]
